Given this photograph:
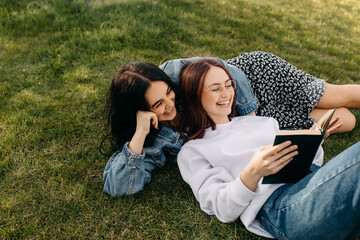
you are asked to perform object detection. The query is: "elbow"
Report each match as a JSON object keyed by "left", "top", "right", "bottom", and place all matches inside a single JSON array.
[
  {"left": 103, "top": 179, "right": 122, "bottom": 197},
  {"left": 103, "top": 173, "right": 128, "bottom": 197},
  {"left": 103, "top": 182, "right": 131, "bottom": 197},
  {"left": 103, "top": 172, "right": 145, "bottom": 197},
  {"left": 217, "top": 215, "right": 238, "bottom": 223},
  {"left": 201, "top": 204, "right": 240, "bottom": 223},
  {"left": 216, "top": 208, "right": 240, "bottom": 223}
]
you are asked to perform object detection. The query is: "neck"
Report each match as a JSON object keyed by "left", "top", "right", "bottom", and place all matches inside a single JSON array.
[
  {"left": 161, "top": 113, "right": 182, "bottom": 127},
  {"left": 212, "top": 116, "right": 230, "bottom": 124}
]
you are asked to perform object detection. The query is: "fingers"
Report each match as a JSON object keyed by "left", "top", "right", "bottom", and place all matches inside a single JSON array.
[
  {"left": 262, "top": 141, "right": 298, "bottom": 166},
  {"left": 273, "top": 156, "right": 293, "bottom": 173},
  {"left": 150, "top": 114, "right": 159, "bottom": 129},
  {"left": 328, "top": 116, "right": 341, "bottom": 128},
  {"left": 251, "top": 141, "right": 298, "bottom": 178},
  {"left": 262, "top": 141, "right": 293, "bottom": 158},
  {"left": 273, "top": 149, "right": 298, "bottom": 168},
  {"left": 272, "top": 141, "right": 293, "bottom": 153},
  {"left": 136, "top": 110, "right": 159, "bottom": 131},
  {"left": 324, "top": 117, "right": 343, "bottom": 139},
  {"left": 326, "top": 117, "right": 342, "bottom": 132},
  {"left": 276, "top": 144, "right": 298, "bottom": 159},
  {"left": 143, "top": 112, "right": 158, "bottom": 129},
  {"left": 327, "top": 122, "right": 343, "bottom": 134}
]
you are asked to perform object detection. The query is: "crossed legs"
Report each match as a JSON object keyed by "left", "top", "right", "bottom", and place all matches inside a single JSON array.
[{"left": 309, "top": 83, "right": 360, "bottom": 133}]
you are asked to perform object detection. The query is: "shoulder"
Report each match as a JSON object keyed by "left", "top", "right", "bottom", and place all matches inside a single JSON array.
[
  {"left": 178, "top": 137, "right": 205, "bottom": 157},
  {"left": 232, "top": 116, "right": 279, "bottom": 130},
  {"left": 143, "top": 126, "right": 184, "bottom": 154},
  {"left": 233, "top": 115, "right": 277, "bottom": 123}
]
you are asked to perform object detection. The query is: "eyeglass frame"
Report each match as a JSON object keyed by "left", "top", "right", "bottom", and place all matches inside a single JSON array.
[{"left": 202, "top": 79, "right": 236, "bottom": 96}]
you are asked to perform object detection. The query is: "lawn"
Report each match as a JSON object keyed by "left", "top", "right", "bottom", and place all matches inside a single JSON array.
[{"left": 1, "top": 0, "right": 359, "bottom": 239}]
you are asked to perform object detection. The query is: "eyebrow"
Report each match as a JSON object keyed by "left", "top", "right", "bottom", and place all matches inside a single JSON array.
[
  {"left": 151, "top": 100, "right": 162, "bottom": 109},
  {"left": 150, "top": 86, "right": 171, "bottom": 108},
  {"left": 207, "top": 78, "right": 231, "bottom": 87}
]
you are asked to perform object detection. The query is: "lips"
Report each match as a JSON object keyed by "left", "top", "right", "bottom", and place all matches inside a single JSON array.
[
  {"left": 164, "top": 107, "right": 174, "bottom": 116},
  {"left": 216, "top": 99, "right": 231, "bottom": 107}
]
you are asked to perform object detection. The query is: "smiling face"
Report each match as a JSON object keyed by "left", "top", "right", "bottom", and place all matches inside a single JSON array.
[
  {"left": 201, "top": 66, "right": 235, "bottom": 124},
  {"left": 145, "top": 81, "right": 177, "bottom": 122}
]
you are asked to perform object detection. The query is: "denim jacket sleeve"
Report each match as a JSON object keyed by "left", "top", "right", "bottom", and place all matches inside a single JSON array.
[
  {"left": 159, "top": 57, "right": 258, "bottom": 115},
  {"left": 103, "top": 142, "right": 157, "bottom": 197}
]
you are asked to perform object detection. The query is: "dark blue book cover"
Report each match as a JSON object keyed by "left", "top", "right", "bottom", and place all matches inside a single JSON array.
[{"left": 262, "top": 108, "right": 336, "bottom": 184}]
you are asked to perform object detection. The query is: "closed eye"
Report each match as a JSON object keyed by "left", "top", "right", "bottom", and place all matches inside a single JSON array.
[
  {"left": 226, "top": 79, "right": 233, "bottom": 87},
  {"left": 153, "top": 101, "right": 162, "bottom": 108}
]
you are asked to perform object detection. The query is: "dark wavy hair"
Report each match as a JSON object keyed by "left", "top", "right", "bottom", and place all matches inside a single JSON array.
[
  {"left": 100, "top": 62, "right": 179, "bottom": 156},
  {"left": 179, "top": 59, "right": 236, "bottom": 141}
]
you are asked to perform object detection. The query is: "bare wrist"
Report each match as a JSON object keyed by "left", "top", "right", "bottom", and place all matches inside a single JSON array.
[
  {"left": 240, "top": 167, "right": 262, "bottom": 192},
  {"left": 129, "top": 131, "right": 147, "bottom": 154}
]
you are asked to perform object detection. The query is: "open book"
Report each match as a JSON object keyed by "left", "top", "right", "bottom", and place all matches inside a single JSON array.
[{"left": 262, "top": 107, "right": 336, "bottom": 184}]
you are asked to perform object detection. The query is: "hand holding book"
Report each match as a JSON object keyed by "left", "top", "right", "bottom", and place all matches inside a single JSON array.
[
  {"left": 262, "top": 108, "right": 341, "bottom": 184},
  {"left": 309, "top": 115, "right": 343, "bottom": 140}
]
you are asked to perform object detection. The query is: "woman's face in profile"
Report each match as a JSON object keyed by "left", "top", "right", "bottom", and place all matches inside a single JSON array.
[{"left": 145, "top": 81, "right": 177, "bottom": 122}]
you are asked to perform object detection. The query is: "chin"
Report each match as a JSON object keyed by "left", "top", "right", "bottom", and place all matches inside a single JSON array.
[{"left": 162, "top": 112, "right": 177, "bottom": 122}]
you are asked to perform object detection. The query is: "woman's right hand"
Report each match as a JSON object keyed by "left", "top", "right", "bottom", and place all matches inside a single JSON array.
[
  {"left": 240, "top": 141, "right": 298, "bottom": 191},
  {"left": 129, "top": 111, "right": 159, "bottom": 154},
  {"left": 135, "top": 110, "right": 159, "bottom": 135}
]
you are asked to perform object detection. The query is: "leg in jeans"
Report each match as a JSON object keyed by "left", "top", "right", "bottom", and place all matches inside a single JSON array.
[{"left": 258, "top": 141, "right": 360, "bottom": 240}]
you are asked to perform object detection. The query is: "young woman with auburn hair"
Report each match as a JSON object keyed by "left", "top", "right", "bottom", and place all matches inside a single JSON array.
[
  {"left": 177, "top": 59, "right": 360, "bottom": 240},
  {"left": 179, "top": 60, "right": 236, "bottom": 141}
]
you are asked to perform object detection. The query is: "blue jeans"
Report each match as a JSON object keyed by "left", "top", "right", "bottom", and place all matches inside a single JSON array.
[{"left": 258, "top": 141, "right": 360, "bottom": 240}]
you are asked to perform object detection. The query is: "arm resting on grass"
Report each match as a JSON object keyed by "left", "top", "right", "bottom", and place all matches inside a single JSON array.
[{"left": 103, "top": 142, "right": 156, "bottom": 197}]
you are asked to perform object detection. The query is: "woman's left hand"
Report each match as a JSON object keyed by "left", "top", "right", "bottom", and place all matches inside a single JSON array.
[{"left": 310, "top": 116, "right": 343, "bottom": 140}]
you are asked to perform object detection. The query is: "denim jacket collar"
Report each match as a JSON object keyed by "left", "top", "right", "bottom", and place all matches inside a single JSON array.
[{"left": 142, "top": 125, "right": 183, "bottom": 155}]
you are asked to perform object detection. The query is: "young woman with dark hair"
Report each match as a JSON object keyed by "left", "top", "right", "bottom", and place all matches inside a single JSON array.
[
  {"left": 102, "top": 62, "right": 180, "bottom": 155},
  {"left": 177, "top": 59, "right": 360, "bottom": 239}
]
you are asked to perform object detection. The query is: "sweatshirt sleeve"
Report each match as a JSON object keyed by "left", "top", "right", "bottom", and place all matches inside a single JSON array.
[
  {"left": 103, "top": 142, "right": 156, "bottom": 197},
  {"left": 177, "top": 145, "right": 258, "bottom": 223},
  {"left": 312, "top": 144, "right": 324, "bottom": 166}
]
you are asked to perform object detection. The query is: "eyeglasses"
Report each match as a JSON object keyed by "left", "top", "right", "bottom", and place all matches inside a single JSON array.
[{"left": 203, "top": 80, "right": 236, "bottom": 96}]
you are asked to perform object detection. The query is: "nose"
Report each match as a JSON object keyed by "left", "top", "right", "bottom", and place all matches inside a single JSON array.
[
  {"left": 164, "top": 96, "right": 175, "bottom": 109},
  {"left": 220, "top": 87, "right": 231, "bottom": 97}
]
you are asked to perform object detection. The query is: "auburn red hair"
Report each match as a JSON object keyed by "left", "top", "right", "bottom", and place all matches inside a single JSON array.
[{"left": 179, "top": 59, "right": 236, "bottom": 141}]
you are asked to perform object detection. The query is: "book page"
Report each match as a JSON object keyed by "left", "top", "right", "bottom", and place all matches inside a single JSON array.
[
  {"left": 277, "top": 129, "right": 321, "bottom": 136},
  {"left": 318, "top": 108, "right": 334, "bottom": 130},
  {"left": 319, "top": 108, "right": 336, "bottom": 132}
]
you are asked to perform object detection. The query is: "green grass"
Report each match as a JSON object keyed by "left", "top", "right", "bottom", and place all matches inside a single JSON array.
[{"left": 1, "top": 0, "right": 359, "bottom": 239}]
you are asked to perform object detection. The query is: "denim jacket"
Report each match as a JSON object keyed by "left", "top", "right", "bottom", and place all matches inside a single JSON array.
[
  {"left": 103, "top": 126, "right": 183, "bottom": 196},
  {"left": 103, "top": 57, "right": 258, "bottom": 196}
]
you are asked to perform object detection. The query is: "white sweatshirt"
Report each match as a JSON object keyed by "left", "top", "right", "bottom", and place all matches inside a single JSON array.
[{"left": 177, "top": 116, "right": 324, "bottom": 238}]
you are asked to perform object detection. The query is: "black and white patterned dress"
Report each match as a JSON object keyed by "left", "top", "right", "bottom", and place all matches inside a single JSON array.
[{"left": 226, "top": 51, "right": 326, "bottom": 130}]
